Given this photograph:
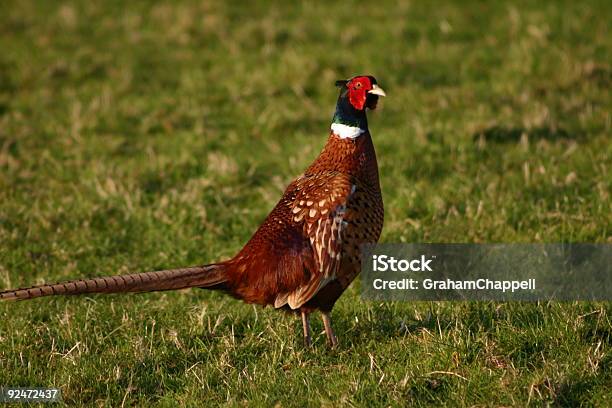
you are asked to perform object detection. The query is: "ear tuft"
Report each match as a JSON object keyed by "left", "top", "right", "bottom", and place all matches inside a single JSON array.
[{"left": 335, "top": 79, "right": 348, "bottom": 88}]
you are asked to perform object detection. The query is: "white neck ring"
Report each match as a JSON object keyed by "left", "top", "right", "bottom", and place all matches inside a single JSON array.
[{"left": 331, "top": 123, "right": 366, "bottom": 139}]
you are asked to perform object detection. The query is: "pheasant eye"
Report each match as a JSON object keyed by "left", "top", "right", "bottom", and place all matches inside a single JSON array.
[{"left": 354, "top": 82, "right": 362, "bottom": 89}]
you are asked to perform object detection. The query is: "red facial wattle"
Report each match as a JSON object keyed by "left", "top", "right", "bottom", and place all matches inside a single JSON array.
[{"left": 347, "top": 77, "right": 372, "bottom": 111}]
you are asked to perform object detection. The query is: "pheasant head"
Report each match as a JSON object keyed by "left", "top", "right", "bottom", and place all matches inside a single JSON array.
[
  {"left": 332, "top": 75, "right": 386, "bottom": 139},
  {"left": 336, "top": 75, "right": 386, "bottom": 111}
]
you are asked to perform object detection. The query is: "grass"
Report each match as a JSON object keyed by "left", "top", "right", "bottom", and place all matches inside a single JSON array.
[{"left": 0, "top": 0, "right": 610, "bottom": 406}]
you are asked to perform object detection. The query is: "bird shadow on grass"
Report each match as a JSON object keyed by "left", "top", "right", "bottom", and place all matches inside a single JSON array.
[
  {"left": 340, "top": 305, "right": 452, "bottom": 348},
  {"left": 472, "top": 125, "right": 582, "bottom": 143}
]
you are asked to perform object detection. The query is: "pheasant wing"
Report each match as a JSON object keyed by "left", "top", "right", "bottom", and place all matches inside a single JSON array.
[{"left": 276, "top": 171, "right": 356, "bottom": 309}]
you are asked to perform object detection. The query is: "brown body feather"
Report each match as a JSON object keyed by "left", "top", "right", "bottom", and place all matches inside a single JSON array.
[{"left": 223, "top": 131, "right": 383, "bottom": 312}]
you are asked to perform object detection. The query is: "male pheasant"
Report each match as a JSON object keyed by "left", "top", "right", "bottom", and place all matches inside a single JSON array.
[{"left": 0, "top": 75, "right": 386, "bottom": 347}]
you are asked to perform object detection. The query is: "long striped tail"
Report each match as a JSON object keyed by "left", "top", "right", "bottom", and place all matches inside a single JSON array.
[{"left": 0, "top": 264, "right": 227, "bottom": 301}]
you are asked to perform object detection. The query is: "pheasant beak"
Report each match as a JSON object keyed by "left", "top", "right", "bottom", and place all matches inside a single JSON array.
[{"left": 368, "top": 84, "right": 386, "bottom": 97}]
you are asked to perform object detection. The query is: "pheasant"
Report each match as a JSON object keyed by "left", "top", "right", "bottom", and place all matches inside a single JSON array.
[{"left": 0, "top": 75, "right": 386, "bottom": 347}]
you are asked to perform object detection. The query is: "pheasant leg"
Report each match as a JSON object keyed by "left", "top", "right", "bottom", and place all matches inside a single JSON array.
[
  {"left": 322, "top": 312, "right": 338, "bottom": 348},
  {"left": 301, "top": 310, "right": 312, "bottom": 347}
]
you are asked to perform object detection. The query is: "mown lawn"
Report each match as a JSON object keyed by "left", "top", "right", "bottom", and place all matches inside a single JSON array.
[{"left": 0, "top": 0, "right": 610, "bottom": 406}]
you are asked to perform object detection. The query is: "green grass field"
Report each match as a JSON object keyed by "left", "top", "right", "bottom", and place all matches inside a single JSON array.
[{"left": 1, "top": 0, "right": 611, "bottom": 406}]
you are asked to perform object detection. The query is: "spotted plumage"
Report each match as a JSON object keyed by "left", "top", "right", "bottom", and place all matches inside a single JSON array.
[{"left": 1, "top": 75, "right": 386, "bottom": 347}]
